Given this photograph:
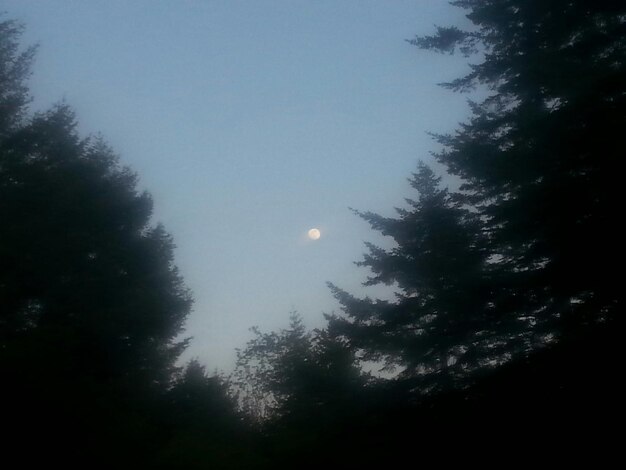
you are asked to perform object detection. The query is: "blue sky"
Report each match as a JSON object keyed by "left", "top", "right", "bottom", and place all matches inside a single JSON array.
[{"left": 4, "top": 0, "right": 473, "bottom": 371}]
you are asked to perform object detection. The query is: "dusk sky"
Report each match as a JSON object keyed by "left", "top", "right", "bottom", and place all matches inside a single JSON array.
[{"left": 4, "top": 0, "right": 474, "bottom": 371}]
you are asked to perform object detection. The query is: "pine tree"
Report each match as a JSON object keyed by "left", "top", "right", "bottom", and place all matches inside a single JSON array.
[
  {"left": 329, "top": 164, "right": 501, "bottom": 392},
  {"left": 232, "top": 313, "right": 369, "bottom": 465},
  {"left": 0, "top": 18, "right": 193, "bottom": 462},
  {"left": 328, "top": 0, "right": 624, "bottom": 395},
  {"left": 1, "top": 104, "right": 192, "bottom": 390},
  {"left": 233, "top": 313, "right": 365, "bottom": 423},
  {"left": 0, "top": 19, "right": 35, "bottom": 139},
  {"left": 410, "top": 0, "right": 625, "bottom": 337}
]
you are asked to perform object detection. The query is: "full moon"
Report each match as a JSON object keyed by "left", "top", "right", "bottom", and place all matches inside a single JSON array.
[{"left": 308, "top": 228, "right": 321, "bottom": 240}]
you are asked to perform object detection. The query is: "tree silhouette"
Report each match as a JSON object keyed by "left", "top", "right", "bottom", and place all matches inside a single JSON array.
[
  {"left": 234, "top": 313, "right": 365, "bottom": 422},
  {"left": 328, "top": 0, "right": 625, "bottom": 398},
  {"left": 328, "top": 163, "right": 501, "bottom": 393},
  {"left": 1, "top": 106, "right": 192, "bottom": 385},
  {"left": 0, "top": 19, "right": 35, "bottom": 139},
  {"left": 156, "top": 360, "right": 263, "bottom": 469},
  {"left": 0, "top": 18, "right": 193, "bottom": 463},
  {"left": 409, "top": 0, "right": 624, "bottom": 338},
  {"left": 232, "top": 313, "right": 371, "bottom": 465}
]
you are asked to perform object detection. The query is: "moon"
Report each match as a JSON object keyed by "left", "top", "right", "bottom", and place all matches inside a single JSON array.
[{"left": 308, "top": 228, "right": 321, "bottom": 240}]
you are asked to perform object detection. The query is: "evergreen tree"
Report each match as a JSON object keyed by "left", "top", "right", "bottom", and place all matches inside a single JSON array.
[
  {"left": 233, "top": 313, "right": 366, "bottom": 424},
  {"left": 329, "top": 0, "right": 625, "bottom": 395},
  {"left": 232, "top": 313, "right": 369, "bottom": 465},
  {"left": 157, "top": 360, "right": 260, "bottom": 469},
  {"left": 168, "top": 360, "right": 238, "bottom": 431},
  {"left": 410, "top": 0, "right": 624, "bottom": 337},
  {"left": 0, "top": 19, "right": 35, "bottom": 139},
  {"left": 0, "top": 18, "right": 193, "bottom": 462},
  {"left": 328, "top": 164, "right": 500, "bottom": 392},
  {"left": 1, "top": 106, "right": 192, "bottom": 390}
]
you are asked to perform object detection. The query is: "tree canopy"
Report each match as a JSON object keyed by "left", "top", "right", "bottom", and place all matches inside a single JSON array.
[
  {"left": 0, "top": 18, "right": 197, "bottom": 463},
  {"left": 2, "top": 1, "right": 624, "bottom": 463},
  {"left": 233, "top": 313, "right": 366, "bottom": 424},
  {"left": 328, "top": 0, "right": 625, "bottom": 395},
  {"left": 411, "top": 0, "right": 624, "bottom": 335},
  {"left": 328, "top": 164, "right": 497, "bottom": 392}
]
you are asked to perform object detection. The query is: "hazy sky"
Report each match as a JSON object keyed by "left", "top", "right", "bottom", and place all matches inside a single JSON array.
[{"left": 4, "top": 0, "right": 472, "bottom": 371}]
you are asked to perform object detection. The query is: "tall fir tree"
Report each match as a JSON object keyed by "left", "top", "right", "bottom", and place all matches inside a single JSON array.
[
  {"left": 0, "top": 19, "right": 35, "bottom": 139},
  {"left": 0, "top": 18, "right": 194, "bottom": 462},
  {"left": 328, "top": 164, "right": 500, "bottom": 393},
  {"left": 329, "top": 0, "right": 624, "bottom": 395},
  {"left": 410, "top": 0, "right": 625, "bottom": 337}
]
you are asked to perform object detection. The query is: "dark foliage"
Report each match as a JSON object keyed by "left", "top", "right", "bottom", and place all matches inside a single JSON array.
[
  {"left": 2, "top": 0, "right": 623, "bottom": 464},
  {"left": 0, "top": 18, "right": 248, "bottom": 466},
  {"left": 234, "top": 313, "right": 367, "bottom": 424},
  {"left": 155, "top": 360, "right": 263, "bottom": 469},
  {"left": 328, "top": 164, "right": 499, "bottom": 393},
  {"left": 411, "top": 0, "right": 625, "bottom": 337},
  {"left": 329, "top": 0, "right": 625, "bottom": 400}
]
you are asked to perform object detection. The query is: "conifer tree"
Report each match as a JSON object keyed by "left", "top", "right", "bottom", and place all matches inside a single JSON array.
[
  {"left": 233, "top": 313, "right": 365, "bottom": 423},
  {"left": 329, "top": 164, "right": 498, "bottom": 392},
  {"left": 329, "top": 0, "right": 625, "bottom": 394},
  {"left": 409, "top": 0, "right": 624, "bottom": 337},
  {"left": 0, "top": 18, "right": 193, "bottom": 461}
]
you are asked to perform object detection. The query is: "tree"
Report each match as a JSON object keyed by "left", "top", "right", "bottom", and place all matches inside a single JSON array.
[
  {"left": 409, "top": 0, "right": 624, "bottom": 337},
  {"left": 169, "top": 360, "right": 236, "bottom": 423},
  {"left": 0, "top": 18, "right": 193, "bottom": 462},
  {"left": 233, "top": 313, "right": 367, "bottom": 424},
  {"left": 0, "top": 19, "right": 35, "bottom": 139},
  {"left": 156, "top": 360, "right": 261, "bottom": 469},
  {"left": 328, "top": 164, "right": 502, "bottom": 393},
  {"left": 329, "top": 0, "right": 625, "bottom": 396},
  {"left": 1, "top": 105, "right": 192, "bottom": 387},
  {"left": 232, "top": 313, "right": 371, "bottom": 465}
]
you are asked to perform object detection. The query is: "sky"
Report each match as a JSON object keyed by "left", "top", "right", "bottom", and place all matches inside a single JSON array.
[{"left": 3, "top": 0, "right": 473, "bottom": 372}]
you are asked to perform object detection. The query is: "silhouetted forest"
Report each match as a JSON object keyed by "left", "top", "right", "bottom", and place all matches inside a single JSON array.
[{"left": 1, "top": 1, "right": 623, "bottom": 467}]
